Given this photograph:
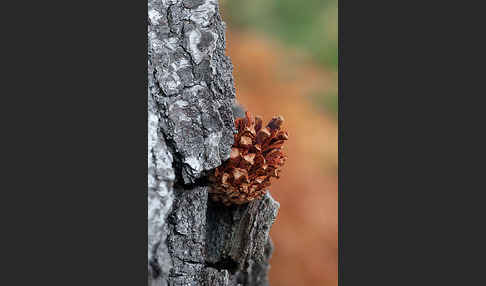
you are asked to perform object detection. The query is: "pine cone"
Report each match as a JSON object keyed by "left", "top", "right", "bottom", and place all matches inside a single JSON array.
[{"left": 209, "top": 111, "right": 288, "bottom": 206}]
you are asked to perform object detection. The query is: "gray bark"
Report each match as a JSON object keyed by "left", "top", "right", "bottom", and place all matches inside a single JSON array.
[{"left": 148, "top": 1, "right": 280, "bottom": 285}]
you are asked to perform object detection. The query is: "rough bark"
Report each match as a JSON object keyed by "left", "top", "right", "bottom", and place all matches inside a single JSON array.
[{"left": 148, "top": 1, "right": 280, "bottom": 285}]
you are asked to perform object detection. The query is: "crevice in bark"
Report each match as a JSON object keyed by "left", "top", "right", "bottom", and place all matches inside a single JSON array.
[{"left": 205, "top": 258, "right": 239, "bottom": 275}]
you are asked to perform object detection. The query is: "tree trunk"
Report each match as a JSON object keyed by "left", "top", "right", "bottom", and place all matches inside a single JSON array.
[{"left": 148, "top": 1, "right": 280, "bottom": 285}]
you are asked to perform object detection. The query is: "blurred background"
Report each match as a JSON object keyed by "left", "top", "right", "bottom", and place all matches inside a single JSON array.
[{"left": 220, "top": 1, "right": 338, "bottom": 285}]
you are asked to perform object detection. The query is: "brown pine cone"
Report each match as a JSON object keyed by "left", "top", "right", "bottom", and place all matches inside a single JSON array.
[{"left": 209, "top": 111, "right": 288, "bottom": 206}]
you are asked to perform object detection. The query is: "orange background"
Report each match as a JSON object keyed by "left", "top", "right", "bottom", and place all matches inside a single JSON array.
[{"left": 227, "top": 31, "right": 338, "bottom": 286}]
